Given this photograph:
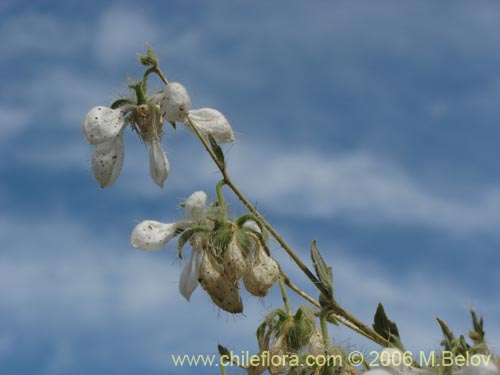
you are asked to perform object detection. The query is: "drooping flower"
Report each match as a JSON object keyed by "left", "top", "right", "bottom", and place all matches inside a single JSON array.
[
  {"left": 84, "top": 97, "right": 170, "bottom": 188},
  {"left": 130, "top": 191, "right": 211, "bottom": 301},
  {"left": 84, "top": 80, "right": 235, "bottom": 188}
]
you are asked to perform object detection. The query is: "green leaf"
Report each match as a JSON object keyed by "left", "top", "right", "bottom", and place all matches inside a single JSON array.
[
  {"left": 373, "top": 303, "right": 404, "bottom": 350},
  {"left": 110, "top": 98, "right": 133, "bottom": 109},
  {"left": 217, "top": 344, "right": 230, "bottom": 357},
  {"left": 310, "top": 240, "right": 333, "bottom": 296},
  {"left": 437, "top": 317, "right": 455, "bottom": 352},
  {"left": 137, "top": 47, "right": 159, "bottom": 67},
  {"left": 208, "top": 134, "right": 225, "bottom": 168},
  {"left": 146, "top": 46, "right": 159, "bottom": 64},
  {"left": 469, "top": 309, "right": 485, "bottom": 344},
  {"left": 326, "top": 312, "right": 339, "bottom": 326}
]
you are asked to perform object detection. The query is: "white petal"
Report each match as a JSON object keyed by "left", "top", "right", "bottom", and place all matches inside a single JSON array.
[
  {"left": 91, "top": 130, "right": 124, "bottom": 188},
  {"left": 149, "top": 141, "right": 169, "bottom": 188},
  {"left": 159, "top": 82, "right": 191, "bottom": 122},
  {"left": 179, "top": 250, "right": 201, "bottom": 301},
  {"left": 243, "top": 220, "right": 261, "bottom": 234},
  {"left": 186, "top": 108, "right": 234, "bottom": 144},
  {"left": 184, "top": 191, "right": 207, "bottom": 220},
  {"left": 130, "top": 220, "right": 178, "bottom": 251},
  {"left": 84, "top": 106, "right": 128, "bottom": 145}
]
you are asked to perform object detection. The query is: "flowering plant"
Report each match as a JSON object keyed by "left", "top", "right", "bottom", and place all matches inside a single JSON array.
[{"left": 83, "top": 47, "right": 500, "bottom": 375}]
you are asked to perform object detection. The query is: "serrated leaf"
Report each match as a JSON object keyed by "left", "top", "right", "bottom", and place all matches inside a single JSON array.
[
  {"left": 373, "top": 303, "right": 404, "bottom": 350},
  {"left": 310, "top": 240, "right": 333, "bottom": 296},
  {"left": 208, "top": 134, "right": 225, "bottom": 168}
]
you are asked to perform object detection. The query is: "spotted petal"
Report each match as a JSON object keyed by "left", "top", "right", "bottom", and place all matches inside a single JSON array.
[
  {"left": 186, "top": 108, "right": 234, "bottom": 144},
  {"left": 179, "top": 250, "right": 202, "bottom": 301},
  {"left": 84, "top": 106, "right": 129, "bottom": 145},
  {"left": 91, "top": 130, "right": 124, "bottom": 188},
  {"left": 131, "top": 220, "right": 178, "bottom": 251},
  {"left": 184, "top": 191, "right": 207, "bottom": 221},
  {"left": 157, "top": 82, "right": 191, "bottom": 122},
  {"left": 149, "top": 141, "right": 169, "bottom": 188}
]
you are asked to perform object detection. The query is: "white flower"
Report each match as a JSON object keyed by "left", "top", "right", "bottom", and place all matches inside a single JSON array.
[
  {"left": 83, "top": 100, "right": 169, "bottom": 188},
  {"left": 149, "top": 139, "right": 169, "bottom": 188},
  {"left": 130, "top": 191, "right": 209, "bottom": 301},
  {"left": 159, "top": 82, "right": 191, "bottom": 122},
  {"left": 186, "top": 108, "right": 234, "bottom": 144},
  {"left": 84, "top": 81, "right": 235, "bottom": 188},
  {"left": 91, "top": 129, "right": 125, "bottom": 188}
]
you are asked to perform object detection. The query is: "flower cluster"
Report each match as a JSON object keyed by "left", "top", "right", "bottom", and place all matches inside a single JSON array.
[
  {"left": 130, "top": 191, "right": 280, "bottom": 313},
  {"left": 83, "top": 82, "right": 234, "bottom": 188},
  {"left": 249, "top": 306, "right": 347, "bottom": 375}
]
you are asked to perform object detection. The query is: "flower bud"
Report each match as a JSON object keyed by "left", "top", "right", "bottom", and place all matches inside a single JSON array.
[
  {"left": 243, "top": 243, "right": 279, "bottom": 297},
  {"left": 160, "top": 82, "right": 191, "bottom": 122},
  {"left": 308, "top": 330, "right": 326, "bottom": 357},
  {"left": 268, "top": 336, "right": 288, "bottom": 375},
  {"left": 223, "top": 237, "right": 247, "bottom": 282}
]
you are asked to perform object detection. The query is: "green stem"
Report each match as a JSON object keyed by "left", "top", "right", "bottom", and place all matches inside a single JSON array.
[
  {"left": 220, "top": 362, "right": 227, "bottom": 375},
  {"left": 130, "top": 83, "right": 147, "bottom": 105},
  {"left": 320, "top": 312, "right": 330, "bottom": 348},
  {"left": 278, "top": 276, "right": 292, "bottom": 315},
  {"left": 216, "top": 179, "right": 227, "bottom": 218}
]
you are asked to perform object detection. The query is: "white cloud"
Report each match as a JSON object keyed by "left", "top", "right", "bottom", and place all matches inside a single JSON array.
[
  {"left": 94, "top": 6, "right": 159, "bottom": 66},
  {"left": 0, "top": 11, "right": 88, "bottom": 60},
  {"left": 222, "top": 144, "right": 500, "bottom": 236},
  {"left": 0, "top": 106, "right": 33, "bottom": 141}
]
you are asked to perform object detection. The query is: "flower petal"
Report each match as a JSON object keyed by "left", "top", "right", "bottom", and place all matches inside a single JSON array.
[
  {"left": 186, "top": 108, "right": 234, "bottom": 144},
  {"left": 84, "top": 106, "right": 128, "bottom": 145},
  {"left": 184, "top": 191, "right": 207, "bottom": 221},
  {"left": 149, "top": 141, "right": 169, "bottom": 188},
  {"left": 91, "top": 130, "right": 124, "bottom": 188},
  {"left": 130, "top": 220, "right": 177, "bottom": 251},
  {"left": 179, "top": 250, "right": 202, "bottom": 301},
  {"left": 158, "top": 82, "right": 191, "bottom": 122}
]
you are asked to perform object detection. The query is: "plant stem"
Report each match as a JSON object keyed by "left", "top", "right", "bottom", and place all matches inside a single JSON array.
[
  {"left": 320, "top": 312, "right": 330, "bottom": 347},
  {"left": 281, "top": 273, "right": 320, "bottom": 308},
  {"left": 278, "top": 276, "right": 292, "bottom": 315},
  {"left": 216, "top": 179, "right": 227, "bottom": 216}
]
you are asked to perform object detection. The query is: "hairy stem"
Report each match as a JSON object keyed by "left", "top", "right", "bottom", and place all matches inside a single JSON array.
[
  {"left": 320, "top": 312, "right": 330, "bottom": 347},
  {"left": 278, "top": 276, "right": 292, "bottom": 315}
]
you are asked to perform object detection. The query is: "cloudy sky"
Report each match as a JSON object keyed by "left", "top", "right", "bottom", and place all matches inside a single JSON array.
[{"left": 1, "top": 1, "right": 500, "bottom": 374}]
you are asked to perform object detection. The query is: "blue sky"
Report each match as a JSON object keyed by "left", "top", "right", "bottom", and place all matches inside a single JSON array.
[{"left": 1, "top": 0, "right": 500, "bottom": 374}]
